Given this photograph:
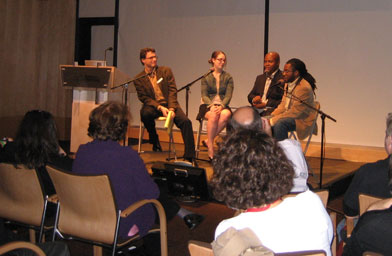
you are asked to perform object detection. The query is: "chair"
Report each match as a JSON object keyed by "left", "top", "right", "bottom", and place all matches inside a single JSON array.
[
  {"left": 195, "top": 106, "right": 237, "bottom": 159},
  {"left": 45, "top": 165, "right": 168, "bottom": 256},
  {"left": 188, "top": 240, "right": 214, "bottom": 256},
  {"left": 138, "top": 115, "right": 176, "bottom": 160},
  {"left": 188, "top": 240, "right": 327, "bottom": 256},
  {"left": 346, "top": 193, "right": 384, "bottom": 238},
  {"left": 0, "top": 163, "right": 49, "bottom": 243},
  {"left": 289, "top": 101, "right": 320, "bottom": 156},
  {"left": 0, "top": 241, "right": 46, "bottom": 256}
]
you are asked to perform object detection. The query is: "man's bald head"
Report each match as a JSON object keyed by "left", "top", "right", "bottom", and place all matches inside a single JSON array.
[{"left": 227, "top": 106, "right": 262, "bottom": 132}]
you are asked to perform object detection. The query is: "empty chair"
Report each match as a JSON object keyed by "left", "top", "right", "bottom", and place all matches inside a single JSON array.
[{"left": 0, "top": 163, "right": 49, "bottom": 243}]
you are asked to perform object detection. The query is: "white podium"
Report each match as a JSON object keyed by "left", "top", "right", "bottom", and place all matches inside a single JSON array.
[{"left": 60, "top": 64, "right": 132, "bottom": 152}]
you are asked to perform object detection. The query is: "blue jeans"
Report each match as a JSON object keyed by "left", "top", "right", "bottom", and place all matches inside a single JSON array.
[{"left": 272, "top": 118, "right": 296, "bottom": 141}]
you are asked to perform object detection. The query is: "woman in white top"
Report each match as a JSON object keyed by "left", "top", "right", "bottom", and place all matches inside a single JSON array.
[{"left": 211, "top": 130, "right": 333, "bottom": 255}]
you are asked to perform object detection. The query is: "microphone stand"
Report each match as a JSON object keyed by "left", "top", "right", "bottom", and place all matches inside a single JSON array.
[
  {"left": 278, "top": 84, "right": 336, "bottom": 188},
  {"left": 112, "top": 72, "right": 151, "bottom": 145},
  {"left": 177, "top": 70, "right": 213, "bottom": 117}
]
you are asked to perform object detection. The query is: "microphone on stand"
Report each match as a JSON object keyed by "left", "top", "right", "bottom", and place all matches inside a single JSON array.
[
  {"left": 271, "top": 79, "right": 285, "bottom": 89},
  {"left": 149, "top": 66, "right": 158, "bottom": 76},
  {"left": 203, "top": 67, "right": 215, "bottom": 78},
  {"left": 104, "top": 47, "right": 113, "bottom": 66}
]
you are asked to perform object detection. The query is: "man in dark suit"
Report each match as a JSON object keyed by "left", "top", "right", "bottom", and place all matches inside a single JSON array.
[
  {"left": 134, "top": 48, "right": 195, "bottom": 161},
  {"left": 247, "top": 52, "right": 284, "bottom": 116}
]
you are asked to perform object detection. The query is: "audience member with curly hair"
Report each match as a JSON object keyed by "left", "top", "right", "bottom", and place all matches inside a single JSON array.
[
  {"left": 0, "top": 110, "right": 73, "bottom": 195},
  {"left": 211, "top": 129, "right": 333, "bottom": 255},
  {"left": 226, "top": 106, "right": 309, "bottom": 192},
  {"left": 72, "top": 101, "right": 203, "bottom": 242}
]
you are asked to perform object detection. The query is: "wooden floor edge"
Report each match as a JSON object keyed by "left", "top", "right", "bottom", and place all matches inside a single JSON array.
[{"left": 128, "top": 126, "right": 387, "bottom": 163}]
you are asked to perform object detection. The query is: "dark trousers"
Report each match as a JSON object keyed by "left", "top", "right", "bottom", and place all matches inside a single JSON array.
[
  {"left": 140, "top": 105, "right": 195, "bottom": 158},
  {"left": 272, "top": 117, "right": 296, "bottom": 141}
]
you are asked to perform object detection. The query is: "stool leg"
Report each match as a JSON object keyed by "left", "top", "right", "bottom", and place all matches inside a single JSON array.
[
  {"left": 138, "top": 121, "right": 144, "bottom": 154},
  {"left": 195, "top": 119, "right": 203, "bottom": 159},
  {"left": 166, "top": 132, "right": 177, "bottom": 161}
]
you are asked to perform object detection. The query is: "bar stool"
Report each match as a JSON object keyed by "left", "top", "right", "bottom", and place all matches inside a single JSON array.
[
  {"left": 288, "top": 101, "right": 320, "bottom": 156},
  {"left": 195, "top": 117, "right": 208, "bottom": 159},
  {"left": 288, "top": 101, "right": 320, "bottom": 176},
  {"left": 138, "top": 115, "right": 176, "bottom": 161},
  {"left": 195, "top": 106, "right": 237, "bottom": 159}
]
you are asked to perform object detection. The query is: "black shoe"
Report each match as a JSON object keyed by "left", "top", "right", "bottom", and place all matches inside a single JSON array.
[
  {"left": 152, "top": 140, "right": 162, "bottom": 152},
  {"left": 183, "top": 214, "right": 204, "bottom": 230}
]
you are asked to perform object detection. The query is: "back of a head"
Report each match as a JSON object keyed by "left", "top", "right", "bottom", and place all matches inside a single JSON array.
[
  {"left": 15, "top": 110, "right": 59, "bottom": 169},
  {"left": 211, "top": 129, "right": 294, "bottom": 210},
  {"left": 386, "top": 113, "right": 392, "bottom": 194},
  {"left": 227, "top": 106, "right": 262, "bottom": 133},
  {"left": 88, "top": 101, "right": 130, "bottom": 142},
  {"left": 386, "top": 113, "right": 392, "bottom": 137}
]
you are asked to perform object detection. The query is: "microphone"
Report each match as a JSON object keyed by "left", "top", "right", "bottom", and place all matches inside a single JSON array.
[
  {"left": 104, "top": 47, "right": 113, "bottom": 65},
  {"left": 272, "top": 79, "right": 285, "bottom": 88},
  {"left": 203, "top": 68, "right": 214, "bottom": 78},
  {"left": 148, "top": 66, "right": 158, "bottom": 76}
]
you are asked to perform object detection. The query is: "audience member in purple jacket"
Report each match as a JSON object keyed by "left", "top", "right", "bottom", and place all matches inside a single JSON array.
[
  {"left": 72, "top": 102, "right": 159, "bottom": 238},
  {"left": 73, "top": 139, "right": 159, "bottom": 238},
  {"left": 72, "top": 101, "right": 204, "bottom": 240}
]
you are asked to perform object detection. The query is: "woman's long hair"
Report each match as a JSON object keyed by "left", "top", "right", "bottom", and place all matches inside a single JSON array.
[{"left": 15, "top": 110, "right": 60, "bottom": 169}]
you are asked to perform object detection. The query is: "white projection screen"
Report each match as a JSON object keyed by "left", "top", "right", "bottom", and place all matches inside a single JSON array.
[
  {"left": 269, "top": 0, "right": 392, "bottom": 147},
  {"left": 117, "top": 0, "right": 392, "bottom": 148}
]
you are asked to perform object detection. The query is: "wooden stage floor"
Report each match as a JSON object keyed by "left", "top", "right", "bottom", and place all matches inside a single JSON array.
[{"left": 134, "top": 141, "right": 365, "bottom": 190}]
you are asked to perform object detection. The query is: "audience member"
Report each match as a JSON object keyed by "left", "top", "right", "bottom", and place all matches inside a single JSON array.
[
  {"left": 269, "top": 58, "right": 317, "bottom": 141},
  {"left": 72, "top": 101, "right": 203, "bottom": 242},
  {"left": 247, "top": 52, "right": 284, "bottom": 116},
  {"left": 211, "top": 130, "right": 332, "bottom": 255},
  {"left": 343, "top": 197, "right": 392, "bottom": 255},
  {"left": 343, "top": 112, "right": 392, "bottom": 216},
  {"left": 197, "top": 50, "right": 233, "bottom": 159},
  {"left": 0, "top": 110, "right": 73, "bottom": 195},
  {"left": 227, "top": 106, "right": 309, "bottom": 192}
]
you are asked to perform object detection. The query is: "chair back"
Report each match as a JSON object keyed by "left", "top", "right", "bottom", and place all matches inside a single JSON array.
[
  {"left": 315, "top": 190, "right": 328, "bottom": 208},
  {"left": 188, "top": 240, "right": 214, "bottom": 256},
  {"left": 358, "top": 193, "right": 384, "bottom": 216},
  {"left": 0, "top": 241, "right": 46, "bottom": 256},
  {"left": 46, "top": 165, "right": 118, "bottom": 245},
  {"left": 0, "top": 163, "right": 45, "bottom": 227}
]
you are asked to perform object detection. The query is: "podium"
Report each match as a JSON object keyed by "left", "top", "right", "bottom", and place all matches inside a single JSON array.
[{"left": 60, "top": 65, "right": 132, "bottom": 152}]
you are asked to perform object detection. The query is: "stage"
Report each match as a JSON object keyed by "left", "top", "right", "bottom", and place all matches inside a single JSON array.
[{"left": 134, "top": 141, "right": 365, "bottom": 197}]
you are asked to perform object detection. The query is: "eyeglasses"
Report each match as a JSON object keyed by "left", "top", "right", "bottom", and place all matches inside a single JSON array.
[
  {"left": 283, "top": 70, "right": 294, "bottom": 74},
  {"left": 215, "top": 58, "right": 226, "bottom": 62},
  {"left": 145, "top": 56, "right": 157, "bottom": 60}
]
